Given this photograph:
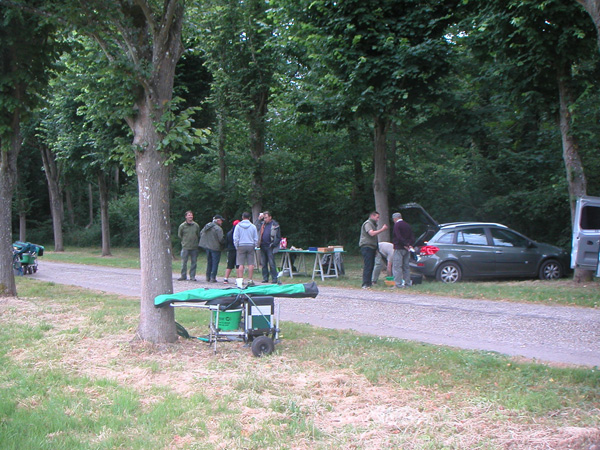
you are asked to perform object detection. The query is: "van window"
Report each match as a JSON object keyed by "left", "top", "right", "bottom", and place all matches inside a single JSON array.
[{"left": 580, "top": 206, "right": 600, "bottom": 230}]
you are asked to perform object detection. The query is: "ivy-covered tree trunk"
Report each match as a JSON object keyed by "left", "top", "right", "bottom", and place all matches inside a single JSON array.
[
  {"left": 40, "top": 145, "right": 64, "bottom": 252},
  {"left": 557, "top": 65, "right": 593, "bottom": 283},
  {"left": 97, "top": 171, "right": 111, "bottom": 257},
  {"left": 373, "top": 116, "right": 390, "bottom": 242}
]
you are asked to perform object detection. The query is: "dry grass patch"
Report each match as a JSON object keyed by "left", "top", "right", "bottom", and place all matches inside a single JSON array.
[{"left": 1, "top": 292, "right": 599, "bottom": 449}]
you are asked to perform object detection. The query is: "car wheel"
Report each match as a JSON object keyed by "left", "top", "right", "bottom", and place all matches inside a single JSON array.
[
  {"left": 436, "top": 262, "right": 462, "bottom": 283},
  {"left": 539, "top": 259, "right": 562, "bottom": 280}
]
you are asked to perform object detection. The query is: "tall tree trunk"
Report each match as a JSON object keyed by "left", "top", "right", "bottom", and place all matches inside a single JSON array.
[
  {"left": 217, "top": 108, "right": 227, "bottom": 190},
  {"left": 249, "top": 89, "right": 268, "bottom": 222},
  {"left": 19, "top": 214, "right": 26, "bottom": 242},
  {"left": 389, "top": 122, "right": 397, "bottom": 205},
  {"left": 0, "top": 105, "right": 21, "bottom": 296},
  {"left": 557, "top": 65, "right": 592, "bottom": 283},
  {"left": 132, "top": 98, "right": 176, "bottom": 343},
  {"left": 348, "top": 123, "right": 366, "bottom": 209},
  {"left": 126, "top": 1, "right": 185, "bottom": 344},
  {"left": 86, "top": 182, "right": 94, "bottom": 228},
  {"left": 14, "top": 170, "right": 27, "bottom": 242},
  {"left": 98, "top": 172, "right": 111, "bottom": 257},
  {"left": 64, "top": 184, "right": 75, "bottom": 226},
  {"left": 40, "top": 145, "right": 64, "bottom": 252},
  {"left": 113, "top": 166, "right": 120, "bottom": 199},
  {"left": 577, "top": 0, "right": 600, "bottom": 52},
  {"left": 373, "top": 115, "right": 390, "bottom": 242}
]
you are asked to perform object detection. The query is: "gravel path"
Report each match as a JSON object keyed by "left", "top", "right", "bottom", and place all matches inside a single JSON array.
[{"left": 31, "top": 261, "right": 600, "bottom": 367}]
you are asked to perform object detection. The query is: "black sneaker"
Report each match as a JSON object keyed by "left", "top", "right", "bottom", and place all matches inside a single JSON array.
[
  {"left": 247, "top": 280, "right": 255, "bottom": 287},
  {"left": 177, "top": 277, "right": 186, "bottom": 281}
]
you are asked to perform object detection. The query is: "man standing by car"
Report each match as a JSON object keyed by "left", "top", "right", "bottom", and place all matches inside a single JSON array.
[
  {"left": 199, "top": 214, "right": 226, "bottom": 282},
  {"left": 392, "top": 212, "right": 415, "bottom": 288},
  {"left": 177, "top": 210, "right": 200, "bottom": 281},
  {"left": 257, "top": 211, "right": 281, "bottom": 284},
  {"left": 359, "top": 211, "right": 388, "bottom": 289}
]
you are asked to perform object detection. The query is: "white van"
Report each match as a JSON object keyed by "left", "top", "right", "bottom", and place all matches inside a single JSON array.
[{"left": 571, "top": 196, "right": 600, "bottom": 276}]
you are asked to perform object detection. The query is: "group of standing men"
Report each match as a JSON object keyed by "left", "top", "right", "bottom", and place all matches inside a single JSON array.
[
  {"left": 177, "top": 210, "right": 282, "bottom": 285},
  {"left": 359, "top": 211, "right": 414, "bottom": 289}
]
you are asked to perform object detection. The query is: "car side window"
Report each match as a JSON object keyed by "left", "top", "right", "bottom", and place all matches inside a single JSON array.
[
  {"left": 490, "top": 228, "right": 529, "bottom": 247},
  {"left": 456, "top": 228, "right": 487, "bottom": 245},
  {"left": 435, "top": 231, "right": 454, "bottom": 244}
]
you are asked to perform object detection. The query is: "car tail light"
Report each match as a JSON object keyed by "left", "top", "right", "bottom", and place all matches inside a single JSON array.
[{"left": 420, "top": 245, "right": 439, "bottom": 256}]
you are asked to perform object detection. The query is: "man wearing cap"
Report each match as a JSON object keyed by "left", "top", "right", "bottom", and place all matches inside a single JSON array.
[
  {"left": 177, "top": 210, "right": 200, "bottom": 281},
  {"left": 199, "top": 214, "right": 226, "bottom": 282}
]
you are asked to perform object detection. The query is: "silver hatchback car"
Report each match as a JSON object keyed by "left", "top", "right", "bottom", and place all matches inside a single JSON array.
[{"left": 400, "top": 204, "right": 569, "bottom": 283}]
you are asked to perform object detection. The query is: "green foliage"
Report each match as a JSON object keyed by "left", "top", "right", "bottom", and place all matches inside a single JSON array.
[
  {"left": 108, "top": 191, "right": 139, "bottom": 247},
  {"left": 155, "top": 98, "right": 210, "bottom": 163}
]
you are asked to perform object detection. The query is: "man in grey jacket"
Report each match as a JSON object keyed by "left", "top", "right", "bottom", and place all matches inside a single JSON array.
[
  {"left": 199, "top": 214, "right": 225, "bottom": 282},
  {"left": 234, "top": 212, "right": 259, "bottom": 285}
]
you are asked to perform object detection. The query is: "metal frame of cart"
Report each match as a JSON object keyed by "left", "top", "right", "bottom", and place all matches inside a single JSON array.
[{"left": 171, "top": 292, "right": 280, "bottom": 356}]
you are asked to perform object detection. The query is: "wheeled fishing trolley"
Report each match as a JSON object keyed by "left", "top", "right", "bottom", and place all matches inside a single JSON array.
[
  {"left": 172, "top": 293, "right": 280, "bottom": 356},
  {"left": 155, "top": 282, "right": 319, "bottom": 357},
  {"left": 12, "top": 241, "right": 44, "bottom": 276}
]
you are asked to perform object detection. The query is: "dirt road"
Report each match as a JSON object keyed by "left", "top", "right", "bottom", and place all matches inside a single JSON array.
[{"left": 31, "top": 261, "right": 600, "bottom": 367}]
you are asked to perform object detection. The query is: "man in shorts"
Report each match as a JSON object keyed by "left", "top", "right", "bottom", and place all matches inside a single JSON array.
[{"left": 233, "top": 212, "right": 259, "bottom": 286}]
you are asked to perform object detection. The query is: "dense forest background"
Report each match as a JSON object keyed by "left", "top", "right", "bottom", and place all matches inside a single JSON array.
[{"left": 5, "top": 0, "right": 600, "bottom": 254}]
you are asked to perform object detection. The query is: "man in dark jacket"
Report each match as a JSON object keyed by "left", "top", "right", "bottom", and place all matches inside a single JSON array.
[
  {"left": 392, "top": 212, "right": 415, "bottom": 288},
  {"left": 257, "top": 211, "right": 281, "bottom": 284},
  {"left": 199, "top": 214, "right": 225, "bottom": 282},
  {"left": 223, "top": 220, "right": 240, "bottom": 284}
]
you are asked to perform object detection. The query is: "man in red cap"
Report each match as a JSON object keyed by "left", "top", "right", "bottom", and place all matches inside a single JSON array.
[{"left": 223, "top": 219, "right": 241, "bottom": 284}]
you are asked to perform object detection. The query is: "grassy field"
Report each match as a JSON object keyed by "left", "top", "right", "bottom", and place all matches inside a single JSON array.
[
  {"left": 0, "top": 278, "right": 598, "bottom": 449},
  {"left": 42, "top": 247, "right": 600, "bottom": 308}
]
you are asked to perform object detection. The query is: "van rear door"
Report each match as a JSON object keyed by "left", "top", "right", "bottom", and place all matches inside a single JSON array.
[{"left": 571, "top": 196, "right": 600, "bottom": 274}]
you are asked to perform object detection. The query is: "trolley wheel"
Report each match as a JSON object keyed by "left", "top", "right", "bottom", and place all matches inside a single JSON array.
[
  {"left": 251, "top": 335, "right": 275, "bottom": 357},
  {"left": 33, "top": 266, "right": 37, "bottom": 273}
]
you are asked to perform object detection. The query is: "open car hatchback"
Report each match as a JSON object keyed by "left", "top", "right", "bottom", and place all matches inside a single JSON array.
[{"left": 399, "top": 203, "right": 569, "bottom": 283}]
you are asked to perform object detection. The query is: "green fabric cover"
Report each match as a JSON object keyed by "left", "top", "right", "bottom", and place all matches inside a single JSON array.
[{"left": 155, "top": 282, "right": 318, "bottom": 307}]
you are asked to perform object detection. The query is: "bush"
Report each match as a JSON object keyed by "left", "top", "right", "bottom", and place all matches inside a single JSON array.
[{"left": 108, "top": 193, "right": 140, "bottom": 247}]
